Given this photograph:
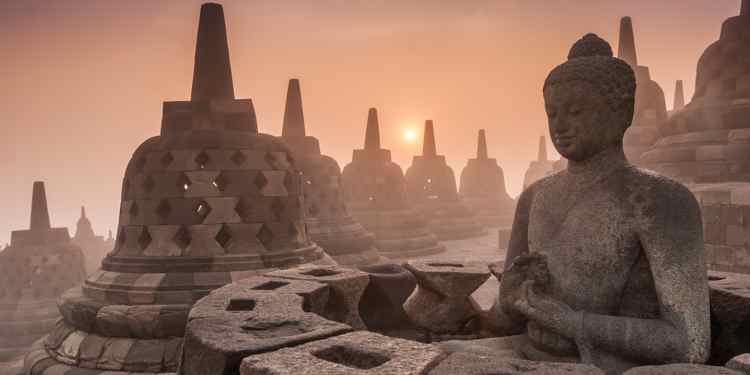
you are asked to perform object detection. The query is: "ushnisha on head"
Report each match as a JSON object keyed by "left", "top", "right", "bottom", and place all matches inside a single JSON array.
[{"left": 543, "top": 33, "right": 636, "bottom": 162}]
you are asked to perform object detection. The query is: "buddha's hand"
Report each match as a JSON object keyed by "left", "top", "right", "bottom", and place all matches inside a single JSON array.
[
  {"left": 499, "top": 253, "right": 548, "bottom": 320},
  {"left": 514, "top": 280, "right": 583, "bottom": 339}
]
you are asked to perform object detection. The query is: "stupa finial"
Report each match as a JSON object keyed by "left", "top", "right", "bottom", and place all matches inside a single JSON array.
[
  {"left": 618, "top": 16, "right": 638, "bottom": 67},
  {"left": 190, "top": 3, "right": 235, "bottom": 102},
  {"left": 282, "top": 79, "right": 306, "bottom": 137},
  {"left": 364, "top": 108, "right": 381, "bottom": 150},
  {"left": 30, "top": 181, "right": 51, "bottom": 232},
  {"left": 477, "top": 129, "right": 488, "bottom": 160},
  {"left": 538, "top": 136, "right": 548, "bottom": 162},
  {"left": 423, "top": 120, "right": 437, "bottom": 156},
  {"left": 674, "top": 80, "right": 685, "bottom": 111}
]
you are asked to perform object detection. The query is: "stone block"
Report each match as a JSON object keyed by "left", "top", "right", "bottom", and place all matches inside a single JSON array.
[
  {"left": 266, "top": 265, "right": 370, "bottom": 329},
  {"left": 181, "top": 289, "right": 351, "bottom": 375},
  {"left": 709, "top": 271, "right": 750, "bottom": 364},
  {"left": 357, "top": 263, "right": 416, "bottom": 331},
  {"left": 428, "top": 351, "right": 604, "bottom": 375},
  {"left": 403, "top": 260, "right": 490, "bottom": 334},
  {"left": 727, "top": 353, "right": 750, "bottom": 374},
  {"left": 240, "top": 331, "right": 443, "bottom": 375},
  {"left": 623, "top": 364, "right": 742, "bottom": 374}
]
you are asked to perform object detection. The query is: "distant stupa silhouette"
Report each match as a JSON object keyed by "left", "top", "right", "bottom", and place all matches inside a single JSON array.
[
  {"left": 342, "top": 108, "right": 445, "bottom": 257},
  {"left": 1, "top": 182, "right": 86, "bottom": 365},
  {"left": 404, "top": 120, "right": 485, "bottom": 240},
  {"left": 280, "top": 78, "right": 383, "bottom": 266},
  {"left": 523, "top": 136, "right": 556, "bottom": 188},
  {"left": 25, "top": 4, "right": 330, "bottom": 374},
  {"left": 459, "top": 129, "right": 517, "bottom": 227}
]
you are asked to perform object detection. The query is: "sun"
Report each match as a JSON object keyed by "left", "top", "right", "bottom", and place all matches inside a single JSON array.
[{"left": 403, "top": 128, "right": 418, "bottom": 143}]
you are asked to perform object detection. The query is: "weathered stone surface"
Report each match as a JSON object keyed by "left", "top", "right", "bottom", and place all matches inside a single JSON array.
[
  {"left": 267, "top": 265, "right": 370, "bottom": 329},
  {"left": 403, "top": 260, "right": 489, "bottom": 333},
  {"left": 623, "top": 364, "right": 742, "bottom": 375},
  {"left": 182, "top": 291, "right": 351, "bottom": 375},
  {"left": 709, "top": 271, "right": 750, "bottom": 365},
  {"left": 727, "top": 353, "right": 750, "bottom": 374},
  {"left": 240, "top": 331, "right": 444, "bottom": 375},
  {"left": 428, "top": 351, "right": 605, "bottom": 375},
  {"left": 493, "top": 33, "right": 711, "bottom": 375},
  {"left": 357, "top": 263, "right": 416, "bottom": 331}
]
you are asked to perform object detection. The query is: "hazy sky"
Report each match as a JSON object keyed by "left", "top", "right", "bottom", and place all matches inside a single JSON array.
[{"left": 0, "top": 0, "right": 742, "bottom": 245}]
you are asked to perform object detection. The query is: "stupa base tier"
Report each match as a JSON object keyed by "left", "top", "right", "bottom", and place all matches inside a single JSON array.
[
  {"left": 24, "top": 332, "right": 178, "bottom": 375},
  {"left": 306, "top": 218, "right": 378, "bottom": 256},
  {"left": 350, "top": 208, "right": 446, "bottom": 259},
  {"left": 428, "top": 222, "right": 487, "bottom": 241},
  {"left": 326, "top": 248, "right": 386, "bottom": 266}
]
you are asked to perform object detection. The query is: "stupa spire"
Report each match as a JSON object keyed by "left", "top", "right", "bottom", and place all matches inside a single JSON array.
[
  {"left": 30, "top": 181, "right": 51, "bottom": 231},
  {"left": 80, "top": 206, "right": 87, "bottom": 219},
  {"left": 282, "top": 79, "right": 306, "bottom": 137},
  {"left": 674, "top": 80, "right": 685, "bottom": 111},
  {"left": 364, "top": 108, "right": 381, "bottom": 150},
  {"left": 190, "top": 3, "right": 235, "bottom": 102},
  {"left": 618, "top": 16, "right": 638, "bottom": 67},
  {"left": 477, "top": 129, "right": 488, "bottom": 160},
  {"left": 423, "top": 120, "right": 437, "bottom": 156},
  {"left": 537, "top": 136, "right": 548, "bottom": 162}
]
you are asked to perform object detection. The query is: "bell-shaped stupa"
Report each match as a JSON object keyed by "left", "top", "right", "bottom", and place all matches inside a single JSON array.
[
  {"left": 640, "top": 1, "right": 750, "bottom": 273},
  {"left": 25, "top": 4, "right": 330, "bottom": 374},
  {"left": 72, "top": 206, "right": 111, "bottom": 274},
  {"left": 341, "top": 109, "right": 445, "bottom": 258},
  {"left": 619, "top": 17, "right": 668, "bottom": 165},
  {"left": 280, "top": 79, "right": 383, "bottom": 266},
  {"left": 459, "top": 129, "right": 516, "bottom": 227},
  {"left": 0, "top": 182, "right": 86, "bottom": 367},
  {"left": 404, "top": 121, "right": 485, "bottom": 240}
]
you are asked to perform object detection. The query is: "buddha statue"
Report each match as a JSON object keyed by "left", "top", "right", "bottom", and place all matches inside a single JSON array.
[{"left": 452, "top": 34, "right": 710, "bottom": 375}]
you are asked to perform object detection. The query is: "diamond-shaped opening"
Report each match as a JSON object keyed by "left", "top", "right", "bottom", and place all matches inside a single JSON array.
[
  {"left": 254, "top": 172, "right": 269, "bottom": 190},
  {"left": 226, "top": 298, "right": 256, "bottom": 311},
  {"left": 312, "top": 345, "right": 390, "bottom": 370},
  {"left": 142, "top": 175, "right": 156, "bottom": 193},
  {"left": 173, "top": 226, "right": 191, "bottom": 250},
  {"left": 235, "top": 199, "right": 251, "bottom": 219},
  {"left": 256, "top": 225, "right": 274, "bottom": 250},
  {"left": 195, "top": 201, "right": 211, "bottom": 219},
  {"left": 252, "top": 281, "right": 289, "bottom": 291},
  {"left": 138, "top": 228, "right": 152, "bottom": 250},
  {"left": 129, "top": 202, "right": 140, "bottom": 217},
  {"left": 302, "top": 268, "right": 342, "bottom": 277},
  {"left": 177, "top": 173, "right": 191, "bottom": 192},
  {"left": 156, "top": 199, "right": 172, "bottom": 220},
  {"left": 161, "top": 152, "right": 175, "bottom": 167},
  {"left": 195, "top": 151, "right": 210, "bottom": 169},
  {"left": 215, "top": 225, "right": 232, "bottom": 248},
  {"left": 231, "top": 150, "right": 247, "bottom": 165},
  {"left": 135, "top": 156, "right": 147, "bottom": 172},
  {"left": 213, "top": 172, "right": 229, "bottom": 192}
]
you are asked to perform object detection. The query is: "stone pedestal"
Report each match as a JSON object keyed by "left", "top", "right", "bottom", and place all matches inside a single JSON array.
[{"left": 403, "top": 260, "right": 490, "bottom": 334}]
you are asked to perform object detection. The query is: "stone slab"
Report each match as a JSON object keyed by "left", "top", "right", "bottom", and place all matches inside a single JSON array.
[
  {"left": 623, "top": 364, "right": 742, "bottom": 375},
  {"left": 427, "top": 351, "right": 605, "bottom": 375}
]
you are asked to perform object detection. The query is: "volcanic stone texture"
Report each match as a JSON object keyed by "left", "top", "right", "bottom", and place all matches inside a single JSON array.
[
  {"left": 405, "top": 121, "right": 485, "bottom": 240},
  {"left": 0, "top": 182, "right": 87, "bottom": 364},
  {"left": 623, "top": 364, "right": 743, "bottom": 375},
  {"left": 459, "top": 130, "right": 516, "bottom": 228},
  {"left": 708, "top": 271, "right": 750, "bottom": 365},
  {"left": 427, "top": 351, "right": 605, "bottom": 375},
  {"left": 694, "top": 184, "right": 750, "bottom": 273},
  {"left": 281, "top": 79, "right": 383, "bottom": 266},
  {"left": 25, "top": 4, "right": 331, "bottom": 374},
  {"left": 240, "top": 331, "right": 444, "bottom": 375},
  {"left": 357, "top": 263, "right": 416, "bottom": 331},
  {"left": 403, "top": 260, "right": 490, "bottom": 334},
  {"left": 342, "top": 109, "right": 445, "bottom": 258}
]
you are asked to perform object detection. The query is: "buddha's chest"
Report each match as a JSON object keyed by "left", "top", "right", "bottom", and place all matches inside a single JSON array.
[{"left": 527, "top": 185, "right": 642, "bottom": 295}]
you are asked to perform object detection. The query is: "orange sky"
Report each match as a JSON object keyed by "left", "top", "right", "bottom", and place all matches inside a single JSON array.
[{"left": 0, "top": 0, "right": 742, "bottom": 245}]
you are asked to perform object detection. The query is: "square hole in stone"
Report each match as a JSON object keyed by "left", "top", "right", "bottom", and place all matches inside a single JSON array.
[
  {"left": 312, "top": 345, "right": 390, "bottom": 370},
  {"left": 302, "top": 268, "right": 342, "bottom": 277},
  {"left": 428, "top": 263, "right": 464, "bottom": 268},
  {"left": 252, "top": 281, "right": 289, "bottom": 291},
  {"left": 226, "top": 298, "right": 257, "bottom": 311}
]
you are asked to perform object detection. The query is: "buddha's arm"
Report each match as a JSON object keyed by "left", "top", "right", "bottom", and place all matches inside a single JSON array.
[{"left": 580, "top": 184, "right": 710, "bottom": 364}]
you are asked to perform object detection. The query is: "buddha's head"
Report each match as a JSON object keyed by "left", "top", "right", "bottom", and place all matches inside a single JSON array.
[{"left": 543, "top": 34, "right": 636, "bottom": 162}]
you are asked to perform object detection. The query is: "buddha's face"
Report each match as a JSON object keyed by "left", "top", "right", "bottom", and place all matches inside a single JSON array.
[{"left": 544, "top": 80, "right": 626, "bottom": 162}]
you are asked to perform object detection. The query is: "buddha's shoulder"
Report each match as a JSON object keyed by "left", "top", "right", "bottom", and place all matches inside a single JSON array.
[{"left": 622, "top": 165, "right": 699, "bottom": 207}]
